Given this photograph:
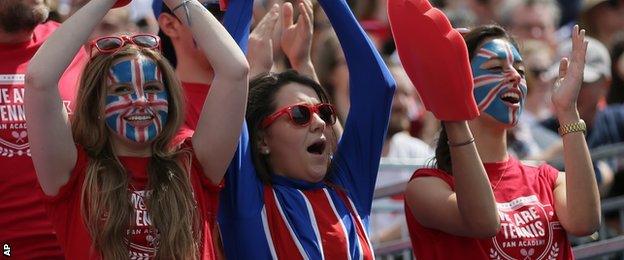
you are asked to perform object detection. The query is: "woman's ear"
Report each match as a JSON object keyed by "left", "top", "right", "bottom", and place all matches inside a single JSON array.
[
  {"left": 157, "top": 13, "right": 182, "bottom": 39},
  {"left": 258, "top": 133, "right": 271, "bottom": 155}
]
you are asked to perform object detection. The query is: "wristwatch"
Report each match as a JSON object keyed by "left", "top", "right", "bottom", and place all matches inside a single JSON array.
[{"left": 558, "top": 119, "right": 586, "bottom": 136}]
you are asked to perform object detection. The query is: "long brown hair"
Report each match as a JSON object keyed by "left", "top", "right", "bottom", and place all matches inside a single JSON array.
[
  {"left": 434, "top": 25, "right": 517, "bottom": 174},
  {"left": 72, "top": 45, "right": 199, "bottom": 259}
]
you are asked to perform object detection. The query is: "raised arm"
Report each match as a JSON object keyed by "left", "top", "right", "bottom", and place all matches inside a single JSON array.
[
  {"left": 222, "top": 0, "right": 253, "bottom": 51},
  {"left": 405, "top": 122, "right": 499, "bottom": 238},
  {"left": 552, "top": 25, "right": 601, "bottom": 236},
  {"left": 318, "top": 0, "right": 396, "bottom": 216},
  {"left": 163, "top": 0, "right": 250, "bottom": 184},
  {"left": 389, "top": 0, "right": 498, "bottom": 237},
  {"left": 25, "top": 0, "right": 117, "bottom": 195}
]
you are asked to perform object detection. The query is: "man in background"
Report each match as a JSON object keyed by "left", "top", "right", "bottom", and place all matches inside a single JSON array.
[{"left": 0, "top": 0, "right": 85, "bottom": 258}]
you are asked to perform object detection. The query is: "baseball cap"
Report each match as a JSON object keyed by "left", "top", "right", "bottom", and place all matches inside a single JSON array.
[{"left": 549, "top": 36, "right": 611, "bottom": 83}]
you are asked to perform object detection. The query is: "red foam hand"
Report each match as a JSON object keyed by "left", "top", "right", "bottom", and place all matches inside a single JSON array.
[
  {"left": 113, "top": 0, "right": 131, "bottom": 8},
  {"left": 388, "top": 0, "right": 479, "bottom": 121}
]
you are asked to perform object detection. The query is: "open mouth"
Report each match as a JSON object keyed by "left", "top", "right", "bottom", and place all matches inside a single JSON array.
[
  {"left": 307, "top": 140, "right": 327, "bottom": 155},
  {"left": 500, "top": 90, "right": 521, "bottom": 105}
]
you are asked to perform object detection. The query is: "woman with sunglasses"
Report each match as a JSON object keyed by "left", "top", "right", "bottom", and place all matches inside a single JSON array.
[
  {"left": 388, "top": 1, "right": 600, "bottom": 259},
  {"left": 24, "top": 0, "right": 248, "bottom": 258},
  {"left": 217, "top": 0, "right": 394, "bottom": 258}
]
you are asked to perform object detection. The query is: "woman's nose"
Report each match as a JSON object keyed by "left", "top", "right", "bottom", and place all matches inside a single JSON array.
[{"left": 309, "top": 112, "right": 327, "bottom": 132}]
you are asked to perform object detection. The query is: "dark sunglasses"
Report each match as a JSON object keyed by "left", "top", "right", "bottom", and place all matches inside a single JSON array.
[
  {"left": 90, "top": 34, "right": 160, "bottom": 58},
  {"left": 261, "top": 103, "right": 337, "bottom": 129}
]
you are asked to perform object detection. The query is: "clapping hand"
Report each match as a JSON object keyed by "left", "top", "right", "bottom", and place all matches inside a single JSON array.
[
  {"left": 247, "top": 4, "right": 280, "bottom": 77},
  {"left": 279, "top": 0, "right": 314, "bottom": 70},
  {"left": 551, "top": 25, "right": 588, "bottom": 124}
]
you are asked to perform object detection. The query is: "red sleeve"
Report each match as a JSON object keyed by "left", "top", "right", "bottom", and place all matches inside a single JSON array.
[
  {"left": 538, "top": 163, "right": 561, "bottom": 191},
  {"left": 409, "top": 168, "right": 455, "bottom": 189}
]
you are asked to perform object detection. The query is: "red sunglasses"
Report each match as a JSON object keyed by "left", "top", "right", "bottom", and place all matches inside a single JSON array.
[
  {"left": 90, "top": 34, "right": 160, "bottom": 58},
  {"left": 261, "top": 103, "right": 337, "bottom": 129}
]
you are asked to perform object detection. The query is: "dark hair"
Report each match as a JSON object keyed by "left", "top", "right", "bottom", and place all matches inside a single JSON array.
[
  {"left": 247, "top": 70, "right": 333, "bottom": 184},
  {"left": 434, "top": 25, "right": 516, "bottom": 174}
]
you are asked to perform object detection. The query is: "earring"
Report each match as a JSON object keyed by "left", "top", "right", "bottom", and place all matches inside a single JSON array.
[{"left": 261, "top": 148, "right": 270, "bottom": 155}]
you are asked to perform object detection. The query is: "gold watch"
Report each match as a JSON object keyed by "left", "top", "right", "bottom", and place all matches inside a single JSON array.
[{"left": 558, "top": 119, "right": 586, "bottom": 136}]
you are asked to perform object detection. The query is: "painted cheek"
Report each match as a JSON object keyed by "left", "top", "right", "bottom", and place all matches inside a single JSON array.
[
  {"left": 105, "top": 57, "right": 169, "bottom": 143},
  {"left": 471, "top": 40, "right": 525, "bottom": 125}
]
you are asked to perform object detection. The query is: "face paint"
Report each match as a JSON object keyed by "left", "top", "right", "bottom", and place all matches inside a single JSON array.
[
  {"left": 104, "top": 56, "right": 169, "bottom": 143},
  {"left": 471, "top": 39, "right": 527, "bottom": 126}
]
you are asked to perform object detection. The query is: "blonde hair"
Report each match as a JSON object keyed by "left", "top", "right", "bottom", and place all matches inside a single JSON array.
[{"left": 72, "top": 45, "right": 199, "bottom": 259}]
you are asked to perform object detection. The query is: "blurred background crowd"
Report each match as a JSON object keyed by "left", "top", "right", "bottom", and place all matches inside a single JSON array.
[{"left": 30, "top": 0, "right": 624, "bottom": 250}]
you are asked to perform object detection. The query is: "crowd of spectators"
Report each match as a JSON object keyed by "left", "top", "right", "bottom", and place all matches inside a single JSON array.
[{"left": 4, "top": 0, "right": 624, "bottom": 252}]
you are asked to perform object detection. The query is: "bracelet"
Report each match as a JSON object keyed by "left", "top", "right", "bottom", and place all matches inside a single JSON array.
[
  {"left": 171, "top": 0, "right": 194, "bottom": 26},
  {"left": 171, "top": 0, "right": 192, "bottom": 13},
  {"left": 558, "top": 119, "right": 586, "bottom": 136},
  {"left": 448, "top": 137, "right": 475, "bottom": 147}
]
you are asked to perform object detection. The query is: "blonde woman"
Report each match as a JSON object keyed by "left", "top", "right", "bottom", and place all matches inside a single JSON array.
[{"left": 24, "top": 0, "right": 248, "bottom": 258}]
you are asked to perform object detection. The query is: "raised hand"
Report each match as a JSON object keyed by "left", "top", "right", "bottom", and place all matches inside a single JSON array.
[
  {"left": 551, "top": 25, "right": 588, "bottom": 123},
  {"left": 248, "top": 4, "right": 280, "bottom": 77},
  {"left": 388, "top": 0, "right": 478, "bottom": 121},
  {"left": 280, "top": 0, "right": 314, "bottom": 70}
]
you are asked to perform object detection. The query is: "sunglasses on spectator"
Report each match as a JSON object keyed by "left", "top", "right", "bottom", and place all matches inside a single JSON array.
[
  {"left": 261, "top": 103, "right": 337, "bottom": 129},
  {"left": 90, "top": 34, "right": 160, "bottom": 58}
]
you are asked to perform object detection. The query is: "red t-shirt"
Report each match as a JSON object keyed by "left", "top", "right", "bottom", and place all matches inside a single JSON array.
[
  {"left": 41, "top": 140, "right": 223, "bottom": 259},
  {"left": 0, "top": 21, "right": 86, "bottom": 259},
  {"left": 181, "top": 82, "right": 211, "bottom": 130},
  {"left": 406, "top": 157, "right": 573, "bottom": 260}
]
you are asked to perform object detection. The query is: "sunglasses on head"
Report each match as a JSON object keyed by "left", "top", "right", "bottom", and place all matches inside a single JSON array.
[
  {"left": 90, "top": 34, "right": 160, "bottom": 58},
  {"left": 261, "top": 103, "right": 337, "bottom": 129}
]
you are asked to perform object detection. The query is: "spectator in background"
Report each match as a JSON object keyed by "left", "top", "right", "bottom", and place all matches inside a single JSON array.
[
  {"left": 314, "top": 30, "right": 350, "bottom": 122},
  {"left": 499, "top": 0, "right": 561, "bottom": 50},
  {"left": 90, "top": 8, "right": 138, "bottom": 40},
  {"left": 370, "top": 64, "right": 433, "bottom": 245},
  {"left": 383, "top": 65, "right": 433, "bottom": 160},
  {"left": 542, "top": 37, "right": 612, "bottom": 140},
  {"left": 580, "top": 0, "right": 624, "bottom": 49},
  {"left": 507, "top": 39, "right": 562, "bottom": 161},
  {"left": 464, "top": 0, "right": 503, "bottom": 26},
  {"left": 541, "top": 36, "right": 619, "bottom": 190},
  {"left": 0, "top": 0, "right": 85, "bottom": 258},
  {"left": 155, "top": 0, "right": 252, "bottom": 130}
]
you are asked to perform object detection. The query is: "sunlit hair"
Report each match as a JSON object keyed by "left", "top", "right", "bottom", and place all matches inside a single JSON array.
[
  {"left": 71, "top": 45, "right": 199, "bottom": 259},
  {"left": 247, "top": 70, "right": 336, "bottom": 184},
  {"left": 434, "top": 25, "right": 517, "bottom": 174}
]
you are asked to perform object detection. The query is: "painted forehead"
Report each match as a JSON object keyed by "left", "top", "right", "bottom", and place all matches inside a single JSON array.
[
  {"left": 473, "top": 38, "right": 523, "bottom": 65},
  {"left": 108, "top": 55, "right": 162, "bottom": 85}
]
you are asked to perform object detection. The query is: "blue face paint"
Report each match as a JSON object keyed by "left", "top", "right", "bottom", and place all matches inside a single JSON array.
[
  {"left": 471, "top": 39, "right": 527, "bottom": 126},
  {"left": 104, "top": 56, "right": 169, "bottom": 143}
]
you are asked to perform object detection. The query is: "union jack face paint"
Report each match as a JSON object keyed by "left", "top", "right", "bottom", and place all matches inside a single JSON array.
[
  {"left": 104, "top": 56, "right": 168, "bottom": 143},
  {"left": 471, "top": 39, "right": 527, "bottom": 126}
]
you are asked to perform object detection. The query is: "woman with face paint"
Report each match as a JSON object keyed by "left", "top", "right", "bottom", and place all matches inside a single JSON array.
[
  {"left": 398, "top": 24, "right": 601, "bottom": 259},
  {"left": 24, "top": 0, "right": 248, "bottom": 259}
]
